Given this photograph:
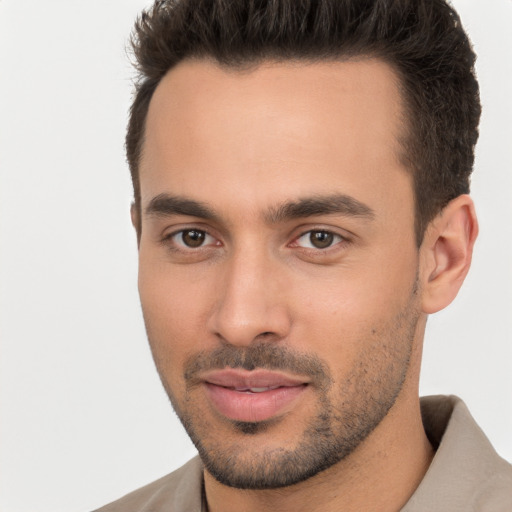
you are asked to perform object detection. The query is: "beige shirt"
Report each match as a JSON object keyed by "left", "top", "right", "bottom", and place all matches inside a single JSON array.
[{"left": 94, "top": 396, "right": 512, "bottom": 511}]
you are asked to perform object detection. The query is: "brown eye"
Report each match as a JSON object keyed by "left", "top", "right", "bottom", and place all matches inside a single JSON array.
[
  {"left": 309, "top": 231, "right": 334, "bottom": 249},
  {"left": 167, "top": 228, "right": 220, "bottom": 255},
  {"left": 295, "top": 230, "right": 343, "bottom": 249},
  {"left": 179, "top": 229, "right": 207, "bottom": 248}
]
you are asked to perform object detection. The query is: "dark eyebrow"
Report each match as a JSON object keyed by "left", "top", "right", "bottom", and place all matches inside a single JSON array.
[
  {"left": 145, "top": 194, "right": 218, "bottom": 221},
  {"left": 144, "top": 192, "right": 374, "bottom": 224},
  {"left": 264, "top": 194, "right": 375, "bottom": 224}
]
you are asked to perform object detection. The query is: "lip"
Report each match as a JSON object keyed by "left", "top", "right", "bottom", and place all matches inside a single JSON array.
[
  {"left": 203, "top": 368, "right": 308, "bottom": 388},
  {"left": 202, "top": 369, "right": 308, "bottom": 423}
]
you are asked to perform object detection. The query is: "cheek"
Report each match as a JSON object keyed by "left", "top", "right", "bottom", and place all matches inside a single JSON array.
[
  {"left": 138, "top": 246, "right": 213, "bottom": 331},
  {"left": 291, "top": 251, "right": 418, "bottom": 357},
  {"left": 138, "top": 259, "right": 214, "bottom": 388}
]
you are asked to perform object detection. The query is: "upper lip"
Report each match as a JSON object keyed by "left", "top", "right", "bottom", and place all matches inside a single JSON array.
[{"left": 202, "top": 368, "right": 308, "bottom": 389}]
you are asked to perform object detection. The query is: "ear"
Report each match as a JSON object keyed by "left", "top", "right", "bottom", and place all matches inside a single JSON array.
[
  {"left": 419, "top": 195, "right": 478, "bottom": 314},
  {"left": 130, "top": 202, "right": 141, "bottom": 247}
]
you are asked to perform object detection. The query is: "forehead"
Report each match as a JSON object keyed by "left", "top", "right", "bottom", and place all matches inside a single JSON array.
[{"left": 141, "top": 58, "right": 411, "bottom": 222}]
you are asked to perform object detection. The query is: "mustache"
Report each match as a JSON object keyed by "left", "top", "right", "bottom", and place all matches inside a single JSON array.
[{"left": 184, "top": 343, "right": 332, "bottom": 387}]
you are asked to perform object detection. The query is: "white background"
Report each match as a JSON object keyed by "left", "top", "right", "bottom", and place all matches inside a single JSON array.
[{"left": 0, "top": 1, "right": 511, "bottom": 511}]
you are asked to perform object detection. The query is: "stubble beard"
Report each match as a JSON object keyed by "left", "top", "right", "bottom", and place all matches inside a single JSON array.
[{"left": 150, "top": 294, "right": 420, "bottom": 490}]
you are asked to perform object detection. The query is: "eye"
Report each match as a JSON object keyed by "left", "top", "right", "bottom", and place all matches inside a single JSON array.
[
  {"left": 170, "top": 229, "right": 218, "bottom": 249},
  {"left": 294, "top": 230, "right": 344, "bottom": 249}
]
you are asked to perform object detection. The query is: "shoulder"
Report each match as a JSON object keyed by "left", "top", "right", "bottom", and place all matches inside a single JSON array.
[
  {"left": 472, "top": 468, "right": 512, "bottom": 512},
  {"left": 92, "top": 456, "right": 204, "bottom": 512},
  {"left": 402, "top": 396, "right": 512, "bottom": 511}
]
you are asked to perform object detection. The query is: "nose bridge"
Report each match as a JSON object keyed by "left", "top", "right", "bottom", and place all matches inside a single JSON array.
[{"left": 208, "top": 241, "right": 290, "bottom": 346}]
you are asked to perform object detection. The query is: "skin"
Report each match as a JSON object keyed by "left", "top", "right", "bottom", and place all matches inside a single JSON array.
[{"left": 135, "top": 58, "right": 478, "bottom": 512}]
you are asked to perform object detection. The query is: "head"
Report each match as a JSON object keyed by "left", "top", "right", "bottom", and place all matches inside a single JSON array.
[{"left": 128, "top": 0, "right": 480, "bottom": 491}]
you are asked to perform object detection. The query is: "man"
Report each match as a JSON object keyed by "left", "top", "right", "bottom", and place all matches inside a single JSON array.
[{"left": 96, "top": 0, "right": 512, "bottom": 510}]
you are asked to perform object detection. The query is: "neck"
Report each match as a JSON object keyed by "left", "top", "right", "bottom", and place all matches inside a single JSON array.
[{"left": 204, "top": 390, "right": 433, "bottom": 512}]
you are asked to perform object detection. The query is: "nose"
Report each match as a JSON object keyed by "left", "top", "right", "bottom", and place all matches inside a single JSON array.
[{"left": 207, "top": 247, "right": 292, "bottom": 346}]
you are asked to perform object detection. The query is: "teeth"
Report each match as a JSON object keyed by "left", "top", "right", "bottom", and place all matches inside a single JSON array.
[{"left": 234, "top": 386, "right": 280, "bottom": 393}]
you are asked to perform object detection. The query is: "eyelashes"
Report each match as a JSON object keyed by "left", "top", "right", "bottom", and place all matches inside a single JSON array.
[
  {"left": 292, "top": 230, "right": 345, "bottom": 250},
  {"left": 170, "top": 229, "right": 219, "bottom": 249},
  {"left": 163, "top": 227, "right": 349, "bottom": 254}
]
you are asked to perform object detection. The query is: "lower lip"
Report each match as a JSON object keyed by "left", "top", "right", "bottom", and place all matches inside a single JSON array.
[{"left": 204, "top": 383, "right": 307, "bottom": 423}]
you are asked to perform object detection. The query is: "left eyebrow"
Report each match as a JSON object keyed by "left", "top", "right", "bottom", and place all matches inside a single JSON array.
[{"left": 264, "top": 194, "right": 375, "bottom": 224}]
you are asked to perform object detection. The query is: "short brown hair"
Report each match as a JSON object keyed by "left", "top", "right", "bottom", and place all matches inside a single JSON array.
[{"left": 127, "top": 0, "right": 480, "bottom": 244}]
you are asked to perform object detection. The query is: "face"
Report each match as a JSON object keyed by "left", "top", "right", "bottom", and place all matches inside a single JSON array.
[{"left": 137, "top": 59, "right": 423, "bottom": 489}]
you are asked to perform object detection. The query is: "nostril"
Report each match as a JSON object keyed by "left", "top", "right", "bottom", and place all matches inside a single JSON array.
[{"left": 253, "top": 331, "right": 280, "bottom": 344}]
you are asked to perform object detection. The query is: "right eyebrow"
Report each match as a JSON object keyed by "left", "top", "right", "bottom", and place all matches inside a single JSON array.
[{"left": 144, "top": 194, "right": 219, "bottom": 221}]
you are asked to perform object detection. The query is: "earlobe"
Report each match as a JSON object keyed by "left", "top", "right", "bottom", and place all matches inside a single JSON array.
[
  {"left": 420, "top": 195, "right": 478, "bottom": 314},
  {"left": 130, "top": 202, "right": 141, "bottom": 247}
]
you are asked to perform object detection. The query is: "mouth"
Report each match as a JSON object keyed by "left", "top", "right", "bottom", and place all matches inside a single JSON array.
[{"left": 202, "top": 368, "right": 309, "bottom": 423}]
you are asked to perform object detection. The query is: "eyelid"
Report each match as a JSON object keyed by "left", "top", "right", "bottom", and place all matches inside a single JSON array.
[
  {"left": 294, "top": 230, "right": 344, "bottom": 249},
  {"left": 289, "top": 225, "right": 350, "bottom": 245},
  {"left": 174, "top": 230, "right": 216, "bottom": 248},
  {"left": 162, "top": 225, "right": 222, "bottom": 250}
]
